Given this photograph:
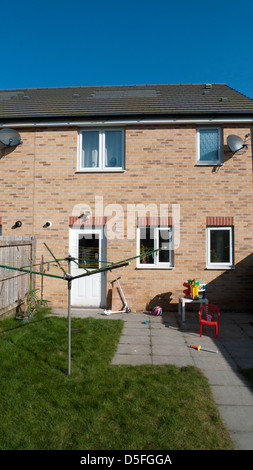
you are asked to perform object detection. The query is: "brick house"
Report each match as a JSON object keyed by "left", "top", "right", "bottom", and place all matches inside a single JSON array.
[{"left": 0, "top": 83, "right": 252, "bottom": 312}]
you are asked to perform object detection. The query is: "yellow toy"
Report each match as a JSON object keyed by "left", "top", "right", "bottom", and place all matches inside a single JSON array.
[{"left": 190, "top": 280, "right": 199, "bottom": 300}]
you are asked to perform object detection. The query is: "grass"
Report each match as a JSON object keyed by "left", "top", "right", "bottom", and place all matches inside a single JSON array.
[{"left": 0, "top": 311, "right": 235, "bottom": 450}]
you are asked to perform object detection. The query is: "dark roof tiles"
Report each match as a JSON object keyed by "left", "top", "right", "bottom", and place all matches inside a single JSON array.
[{"left": 0, "top": 83, "right": 252, "bottom": 120}]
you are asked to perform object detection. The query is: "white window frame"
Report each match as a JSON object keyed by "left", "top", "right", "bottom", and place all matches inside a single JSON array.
[
  {"left": 78, "top": 128, "right": 125, "bottom": 172},
  {"left": 137, "top": 226, "right": 174, "bottom": 269},
  {"left": 196, "top": 127, "right": 223, "bottom": 165},
  {"left": 206, "top": 226, "right": 233, "bottom": 269}
]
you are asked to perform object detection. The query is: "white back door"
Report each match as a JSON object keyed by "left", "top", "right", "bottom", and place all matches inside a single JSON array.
[{"left": 69, "top": 226, "right": 106, "bottom": 307}]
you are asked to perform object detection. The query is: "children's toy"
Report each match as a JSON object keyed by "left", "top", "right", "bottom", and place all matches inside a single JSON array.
[
  {"left": 191, "top": 280, "right": 199, "bottom": 299},
  {"left": 190, "top": 344, "right": 218, "bottom": 354},
  {"left": 183, "top": 279, "right": 199, "bottom": 299},
  {"left": 183, "top": 281, "right": 191, "bottom": 298},
  {"left": 104, "top": 276, "right": 131, "bottom": 315},
  {"left": 183, "top": 279, "right": 206, "bottom": 300},
  {"left": 153, "top": 306, "right": 162, "bottom": 316}
]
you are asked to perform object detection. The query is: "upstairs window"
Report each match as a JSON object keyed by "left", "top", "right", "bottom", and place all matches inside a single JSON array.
[
  {"left": 197, "top": 128, "right": 222, "bottom": 165},
  {"left": 79, "top": 129, "right": 124, "bottom": 171}
]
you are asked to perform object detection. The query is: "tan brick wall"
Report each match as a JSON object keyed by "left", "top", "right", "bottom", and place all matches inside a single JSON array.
[{"left": 0, "top": 124, "right": 252, "bottom": 311}]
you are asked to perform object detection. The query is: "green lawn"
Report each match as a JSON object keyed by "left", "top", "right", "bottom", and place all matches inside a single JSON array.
[{"left": 0, "top": 312, "right": 235, "bottom": 450}]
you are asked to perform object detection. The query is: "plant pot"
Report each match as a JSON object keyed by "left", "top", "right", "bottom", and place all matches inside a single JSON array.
[{"left": 16, "top": 313, "right": 34, "bottom": 322}]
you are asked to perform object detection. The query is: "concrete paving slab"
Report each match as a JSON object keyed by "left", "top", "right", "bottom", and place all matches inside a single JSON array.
[
  {"left": 150, "top": 322, "right": 171, "bottom": 328},
  {"left": 152, "top": 355, "right": 195, "bottom": 366},
  {"left": 111, "top": 354, "right": 152, "bottom": 365},
  {"left": 121, "top": 313, "right": 149, "bottom": 322},
  {"left": 152, "top": 344, "right": 191, "bottom": 356},
  {"left": 116, "top": 343, "right": 150, "bottom": 355},
  {"left": 211, "top": 385, "right": 253, "bottom": 406},
  {"left": 224, "top": 347, "right": 253, "bottom": 358},
  {"left": 119, "top": 335, "right": 150, "bottom": 345},
  {"left": 192, "top": 355, "right": 238, "bottom": 371},
  {"left": 201, "top": 369, "right": 248, "bottom": 386},
  {"left": 232, "top": 432, "right": 253, "bottom": 451},
  {"left": 150, "top": 328, "right": 183, "bottom": 337},
  {"left": 233, "top": 357, "right": 253, "bottom": 369},
  {"left": 222, "top": 337, "right": 253, "bottom": 347},
  {"left": 121, "top": 326, "right": 150, "bottom": 336},
  {"left": 218, "top": 405, "right": 253, "bottom": 432},
  {"left": 151, "top": 335, "right": 186, "bottom": 345}
]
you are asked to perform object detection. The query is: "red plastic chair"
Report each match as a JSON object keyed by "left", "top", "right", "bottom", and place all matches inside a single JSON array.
[{"left": 198, "top": 304, "right": 220, "bottom": 338}]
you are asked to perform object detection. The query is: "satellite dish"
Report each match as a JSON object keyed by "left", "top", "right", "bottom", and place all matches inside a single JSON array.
[
  {"left": 0, "top": 128, "right": 22, "bottom": 149},
  {"left": 227, "top": 135, "right": 245, "bottom": 153}
]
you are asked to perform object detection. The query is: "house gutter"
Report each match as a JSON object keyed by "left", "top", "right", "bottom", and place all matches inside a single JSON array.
[{"left": 0, "top": 117, "right": 253, "bottom": 128}]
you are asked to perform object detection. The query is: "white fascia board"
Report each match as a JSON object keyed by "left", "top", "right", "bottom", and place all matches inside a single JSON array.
[{"left": 0, "top": 117, "right": 253, "bottom": 128}]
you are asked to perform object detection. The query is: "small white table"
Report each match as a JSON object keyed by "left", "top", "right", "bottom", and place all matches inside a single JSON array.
[{"left": 178, "top": 297, "right": 208, "bottom": 322}]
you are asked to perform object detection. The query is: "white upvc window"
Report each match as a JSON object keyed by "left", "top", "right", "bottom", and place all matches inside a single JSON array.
[
  {"left": 137, "top": 226, "right": 174, "bottom": 269},
  {"left": 78, "top": 129, "right": 124, "bottom": 171},
  {"left": 197, "top": 127, "right": 223, "bottom": 165},
  {"left": 206, "top": 226, "right": 234, "bottom": 269}
]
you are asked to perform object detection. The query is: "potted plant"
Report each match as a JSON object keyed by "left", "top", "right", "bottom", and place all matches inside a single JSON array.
[
  {"left": 140, "top": 244, "right": 149, "bottom": 264},
  {"left": 16, "top": 284, "right": 50, "bottom": 321}
]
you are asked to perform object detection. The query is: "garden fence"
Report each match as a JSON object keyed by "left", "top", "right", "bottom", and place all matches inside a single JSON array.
[{"left": 0, "top": 236, "right": 36, "bottom": 317}]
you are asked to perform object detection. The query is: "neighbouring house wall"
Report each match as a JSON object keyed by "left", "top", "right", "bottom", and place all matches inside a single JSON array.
[{"left": 0, "top": 124, "right": 252, "bottom": 311}]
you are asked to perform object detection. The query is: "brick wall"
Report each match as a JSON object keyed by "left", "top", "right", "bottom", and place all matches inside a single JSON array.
[{"left": 0, "top": 124, "right": 252, "bottom": 311}]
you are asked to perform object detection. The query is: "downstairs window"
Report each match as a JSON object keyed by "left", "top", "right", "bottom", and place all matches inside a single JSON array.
[
  {"left": 207, "top": 226, "right": 234, "bottom": 269},
  {"left": 137, "top": 226, "right": 174, "bottom": 268}
]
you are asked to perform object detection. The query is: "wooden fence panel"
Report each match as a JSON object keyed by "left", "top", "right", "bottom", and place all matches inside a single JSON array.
[{"left": 0, "top": 236, "right": 36, "bottom": 317}]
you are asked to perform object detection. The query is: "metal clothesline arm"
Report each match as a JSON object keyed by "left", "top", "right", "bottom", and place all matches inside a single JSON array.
[
  {"left": 0, "top": 264, "right": 65, "bottom": 280},
  {"left": 44, "top": 243, "right": 68, "bottom": 277},
  {"left": 18, "top": 246, "right": 163, "bottom": 271},
  {"left": 0, "top": 247, "right": 162, "bottom": 281},
  {"left": 107, "top": 247, "right": 162, "bottom": 266},
  {"left": 20, "top": 258, "right": 68, "bottom": 270},
  {"left": 71, "top": 261, "right": 130, "bottom": 280},
  {"left": 20, "top": 257, "right": 112, "bottom": 270},
  {"left": 70, "top": 247, "right": 162, "bottom": 280}
]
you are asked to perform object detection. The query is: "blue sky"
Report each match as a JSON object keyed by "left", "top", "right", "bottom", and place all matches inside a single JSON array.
[{"left": 1, "top": 0, "right": 253, "bottom": 98}]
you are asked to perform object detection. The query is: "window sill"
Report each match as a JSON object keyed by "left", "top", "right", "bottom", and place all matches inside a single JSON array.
[
  {"left": 76, "top": 169, "right": 125, "bottom": 173},
  {"left": 206, "top": 265, "right": 234, "bottom": 270},
  {"left": 136, "top": 265, "right": 174, "bottom": 270},
  {"left": 195, "top": 162, "right": 223, "bottom": 167}
]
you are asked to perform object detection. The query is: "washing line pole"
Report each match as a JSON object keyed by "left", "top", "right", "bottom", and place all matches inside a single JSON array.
[
  {"left": 44, "top": 243, "right": 74, "bottom": 376},
  {"left": 68, "top": 277, "right": 71, "bottom": 375},
  {"left": 66, "top": 256, "right": 72, "bottom": 376}
]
